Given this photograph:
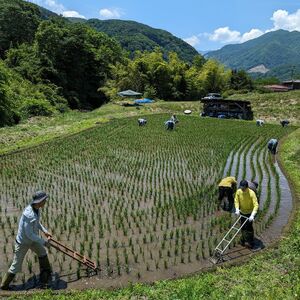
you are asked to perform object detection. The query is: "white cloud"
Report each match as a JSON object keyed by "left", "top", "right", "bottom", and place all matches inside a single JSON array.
[
  {"left": 26, "top": 0, "right": 65, "bottom": 13},
  {"left": 183, "top": 35, "right": 200, "bottom": 47},
  {"left": 26, "top": 0, "right": 86, "bottom": 19},
  {"left": 26, "top": 0, "right": 43, "bottom": 5},
  {"left": 207, "top": 27, "right": 263, "bottom": 44},
  {"left": 240, "top": 29, "right": 264, "bottom": 43},
  {"left": 99, "top": 8, "right": 124, "bottom": 19},
  {"left": 192, "top": 8, "right": 300, "bottom": 48},
  {"left": 209, "top": 27, "right": 241, "bottom": 43},
  {"left": 271, "top": 9, "right": 300, "bottom": 31},
  {"left": 184, "top": 27, "right": 263, "bottom": 49},
  {"left": 62, "top": 11, "right": 86, "bottom": 19},
  {"left": 44, "top": 0, "right": 65, "bottom": 14}
]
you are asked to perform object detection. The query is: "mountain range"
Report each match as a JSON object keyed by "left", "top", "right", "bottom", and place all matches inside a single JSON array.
[
  {"left": 3, "top": 0, "right": 300, "bottom": 80},
  {"left": 205, "top": 30, "right": 300, "bottom": 80},
  {"left": 3, "top": 0, "right": 199, "bottom": 63},
  {"left": 68, "top": 18, "right": 199, "bottom": 62}
]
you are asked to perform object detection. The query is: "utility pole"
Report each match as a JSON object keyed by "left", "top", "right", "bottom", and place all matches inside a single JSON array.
[
  {"left": 290, "top": 65, "right": 295, "bottom": 90},
  {"left": 291, "top": 65, "right": 295, "bottom": 81}
]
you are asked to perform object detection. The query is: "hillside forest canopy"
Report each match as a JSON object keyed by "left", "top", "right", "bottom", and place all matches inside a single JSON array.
[{"left": 0, "top": 0, "right": 254, "bottom": 127}]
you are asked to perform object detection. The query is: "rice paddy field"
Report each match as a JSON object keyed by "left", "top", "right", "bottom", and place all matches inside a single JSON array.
[{"left": 0, "top": 114, "right": 296, "bottom": 290}]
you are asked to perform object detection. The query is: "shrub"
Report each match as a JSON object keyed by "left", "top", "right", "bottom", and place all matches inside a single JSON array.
[
  {"left": 19, "top": 98, "right": 55, "bottom": 118},
  {"left": 35, "top": 83, "right": 69, "bottom": 112}
]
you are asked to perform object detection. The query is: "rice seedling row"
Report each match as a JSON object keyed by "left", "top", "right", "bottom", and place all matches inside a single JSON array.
[{"left": 0, "top": 115, "right": 293, "bottom": 285}]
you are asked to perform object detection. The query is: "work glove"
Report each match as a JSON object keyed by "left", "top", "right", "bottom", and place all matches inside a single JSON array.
[
  {"left": 248, "top": 212, "right": 256, "bottom": 222},
  {"left": 44, "top": 232, "right": 52, "bottom": 239},
  {"left": 235, "top": 208, "right": 240, "bottom": 216}
]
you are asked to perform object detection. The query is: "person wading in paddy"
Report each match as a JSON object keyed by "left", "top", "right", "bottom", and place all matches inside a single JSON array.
[{"left": 1, "top": 191, "right": 52, "bottom": 290}]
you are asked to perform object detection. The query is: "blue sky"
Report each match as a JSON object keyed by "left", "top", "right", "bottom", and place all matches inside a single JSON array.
[{"left": 27, "top": 0, "right": 300, "bottom": 51}]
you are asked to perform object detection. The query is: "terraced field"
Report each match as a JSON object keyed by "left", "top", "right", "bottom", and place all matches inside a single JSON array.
[{"left": 0, "top": 114, "right": 295, "bottom": 289}]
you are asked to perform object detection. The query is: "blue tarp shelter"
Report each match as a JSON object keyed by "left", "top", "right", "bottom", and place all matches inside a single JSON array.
[{"left": 134, "top": 98, "right": 154, "bottom": 104}]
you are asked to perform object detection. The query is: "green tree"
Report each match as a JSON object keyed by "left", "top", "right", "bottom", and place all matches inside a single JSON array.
[
  {"left": 34, "top": 21, "right": 123, "bottom": 108},
  {"left": 185, "top": 65, "right": 206, "bottom": 100},
  {"left": 0, "top": 0, "right": 41, "bottom": 58},
  {"left": 0, "top": 60, "right": 15, "bottom": 125},
  {"left": 228, "top": 69, "right": 254, "bottom": 91},
  {"left": 102, "top": 49, "right": 191, "bottom": 101},
  {"left": 192, "top": 54, "right": 206, "bottom": 70},
  {"left": 200, "top": 60, "right": 230, "bottom": 93},
  {"left": 5, "top": 43, "right": 42, "bottom": 83},
  {"left": 185, "top": 59, "right": 229, "bottom": 99},
  {"left": 0, "top": 58, "right": 69, "bottom": 127},
  {"left": 168, "top": 52, "right": 189, "bottom": 100}
]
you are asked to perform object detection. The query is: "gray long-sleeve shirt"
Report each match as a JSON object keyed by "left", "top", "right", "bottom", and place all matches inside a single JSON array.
[{"left": 16, "top": 205, "right": 48, "bottom": 245}]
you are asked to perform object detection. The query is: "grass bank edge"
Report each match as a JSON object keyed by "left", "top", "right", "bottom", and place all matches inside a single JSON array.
[{"left": 1, "top": 89, "right": 299, "bottom": 155}]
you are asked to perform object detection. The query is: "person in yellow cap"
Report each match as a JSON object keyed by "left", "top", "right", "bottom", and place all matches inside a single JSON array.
[
  {"left": 218, "top": 176, "right": 237, "bottom": 212},
  {"left": 234, "top": 180, "right": 259, "bottom": 249}
]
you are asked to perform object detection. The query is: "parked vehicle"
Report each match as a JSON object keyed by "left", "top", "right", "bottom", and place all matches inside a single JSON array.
[{"left": 202, "top": 93, "right": 223, "bottom": 100}]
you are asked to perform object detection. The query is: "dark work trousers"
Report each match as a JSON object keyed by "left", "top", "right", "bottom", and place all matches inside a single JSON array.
[
  {"left": 218, "top": 187, "right": 234, "bottom": 212},
  {"left": 268, "top": 143, "right": 278, "bottom": 155},
  {"left": 240, "top": 213, "right": 254, "bottom": 246}
]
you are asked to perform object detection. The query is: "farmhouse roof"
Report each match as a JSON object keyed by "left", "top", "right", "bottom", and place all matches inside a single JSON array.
[{"left": 263, "top": 85, "right": 290, "bottom": 92}]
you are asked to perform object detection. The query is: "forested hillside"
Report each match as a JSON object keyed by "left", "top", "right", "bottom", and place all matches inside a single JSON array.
[
  {"left": 78, "top": 19, "right": 198, "bottom": 62},
  {"left": 0, "top": 0, "right": 253, "bottom": 127}
]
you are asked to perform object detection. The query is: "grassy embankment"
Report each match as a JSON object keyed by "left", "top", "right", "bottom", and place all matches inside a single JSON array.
[
  {"left": 0, "top": 101, "right": 199, "bottom": 155},
  {"left": 1, "top": 90, "right": 299, "bottom": 155},
  {"left": 228, "top": 90, "right": 300, "bottom": 124}
]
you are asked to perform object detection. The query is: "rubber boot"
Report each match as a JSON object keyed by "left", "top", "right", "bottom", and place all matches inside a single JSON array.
[
  {"left": 247, "top": 231, "right": 255, "bottom": 248},
  {"left": 228, "top": 199, "right": 234, "bottom": 212},
  {"left": 240, "top": 232, "right": 246, "bottom": 246},
  {"left": 38, "top": 255, "right": 52, "bottom": 285},
  {"left": 0, "top": 272, "right": 15, "bottom": 290},
  {"left": 244, "top": 231, "right": 254, "bottom": 248}
]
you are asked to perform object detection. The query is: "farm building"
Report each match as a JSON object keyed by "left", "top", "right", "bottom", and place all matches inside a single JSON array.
[
  {"left": 200, "top": 99, "right": 253, "bottom": 120},
  {"left": 281, "top": 80, "right": 300, "bottom": 90}
]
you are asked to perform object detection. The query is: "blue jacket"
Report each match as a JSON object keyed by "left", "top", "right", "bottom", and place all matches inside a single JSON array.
[
  {"left": 16, "top": 205, "right": 48, "bottom": 245},
  {"left": 268, "top": 139, "right": 278, "bottom": 150},
  {"left": 165, "top": 120, "right": 175, "bottom": 128}
]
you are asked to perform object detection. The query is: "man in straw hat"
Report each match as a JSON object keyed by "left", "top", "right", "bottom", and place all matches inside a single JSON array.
[{"left": 1, "top": 191, "right": 52, "bottom": 290}]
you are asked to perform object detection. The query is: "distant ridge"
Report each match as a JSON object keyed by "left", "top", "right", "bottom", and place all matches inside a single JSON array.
[
  {"left": 68, "top": 18, "right": 199, "bottom": 62},
  {"left": 9, "top": 0, "right": 199, "bottom": 63},
  {"left": 206, "top": 30, "right": 300, "bottom": 80}
]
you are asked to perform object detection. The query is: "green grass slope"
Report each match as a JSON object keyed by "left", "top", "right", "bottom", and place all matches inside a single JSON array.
[
  {"left": 0, "top": 101, "right": 200, "bottom": 155},
  {"left": 0, "top": 89, "right": 299, "bottom": 156},
  {"left": 228, "top": 90, "right": 300, "bottom": 124}
]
